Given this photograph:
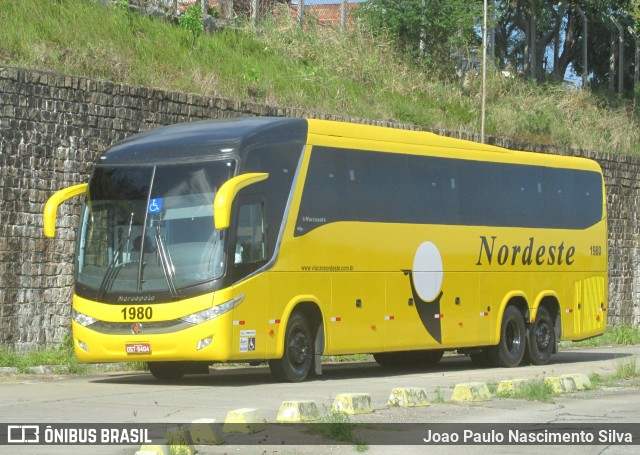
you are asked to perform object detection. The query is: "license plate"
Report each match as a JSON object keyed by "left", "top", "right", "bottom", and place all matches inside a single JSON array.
[{"left": 126, "top": 343, "right": 151, "bottom": 355}]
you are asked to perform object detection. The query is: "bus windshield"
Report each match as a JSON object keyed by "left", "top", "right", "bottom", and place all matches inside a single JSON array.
[{"left": 76, "top": 160, "right": 236, "bottom": 300}]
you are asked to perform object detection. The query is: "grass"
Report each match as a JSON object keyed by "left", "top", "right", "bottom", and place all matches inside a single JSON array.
[
  {"left": 0, "top": 332, "right": 147, "bottom": 374},
  {"left": 0, "top": 333, "right": 86, "bottom": 374},
  {"left": 509, "top": 380, "right": 556, "bottom": 403},
  {"left": 589, "top": 357, "right": 640, "bottom": 389},
  {"left": 563, "top": 325, "right": 640, "bottom": 348},
  {"left": 432, "top": 387, "right": 445, "bottom": 403},
  {"left": 322, "top": 354, "right": 372, "bottom": 363},
  {"left": 612, "top": 357, "right": 639, "bottom": 381},
  {"left": 490, "top": 357, "right": 640, "bottom": 403},
  {"left": 311, "top": 410, "right": 368, "bottom": 451},
  {"left": 0, "top": 0, "right": 638, "bottom": 154}
]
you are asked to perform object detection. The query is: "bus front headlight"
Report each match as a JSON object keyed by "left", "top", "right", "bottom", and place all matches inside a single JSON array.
[
  {"left": 72, "top": 309, "right": 98, "bottom": 327},
  {"left": 180, "top": 295, "right": 244, "bottom": 325}
]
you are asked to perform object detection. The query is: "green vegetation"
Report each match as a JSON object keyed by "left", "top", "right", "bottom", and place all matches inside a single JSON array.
[
  {"left": 178, "top": 3, "right": 204, "bottom": 49},
  {"left": 564, "top": 325, "right": 640, "bottom": 348},
  {"left": 486, "top": 382, "right": 498, "bottom": 395},
  {"left": 311, "top": 410, "right": 368, "bottom": 451},
  {"left": 432, "top": 387, "right": 445, "bottom": 403},
  {"left": 614, "top": 356, "right": 639, "bottom": 379},
  {"left": 500, "top": 380, "right": 556, "bottom": 403},
  {"left": 357, "top": 0, "right": 479, "bottom": 66},
  {"left": 589, "top": 357, "right": 640, "bottom": 389},
  {"left": 0, "top": 0, "right": 638, "bottom": 153},
  {"left": 0, "top": 332, "right": 146, "bottom": 374},
  {"left": 0, "top": 333, "right": 86, "bottom": 374},
  {"left": 322, "top": 354, "right": 372, "bottom": 363},
  {"left": 490, "top": 358, "right": 639, "bottom": 403}
]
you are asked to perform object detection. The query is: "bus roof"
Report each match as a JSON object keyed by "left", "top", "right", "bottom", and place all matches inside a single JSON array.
[
  {"left": 307, "top": 119, "right": 602, "bottom": 172},
  {"left": 97, "top": 117, "right": 600, "bottom": 173},
  {"left": 98, "top": 117, "right": 308, "bottom": 165}
]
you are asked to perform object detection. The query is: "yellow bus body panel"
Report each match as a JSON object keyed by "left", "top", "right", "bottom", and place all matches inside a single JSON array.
[
  {"left": 69, "top": 119, "right": 607, "bottom": 365},
  {"left": 72, "top": 291, "right": 235, "bottom": 362}
]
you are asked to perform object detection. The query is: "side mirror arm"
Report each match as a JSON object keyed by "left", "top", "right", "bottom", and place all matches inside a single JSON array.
[
  {"left": 43, "top": 183, "right": 88, "bottom": 238},
  {"left": 214, "top": 173, "right": 268, "bottom": 230}
]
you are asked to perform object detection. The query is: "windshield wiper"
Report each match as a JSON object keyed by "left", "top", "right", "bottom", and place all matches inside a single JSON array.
[
  {"left": 154, "top": 220, "right": 180, "bottom": 299},
  {"left": 98, "top": 212, "right": 135, "bottom": 299}
]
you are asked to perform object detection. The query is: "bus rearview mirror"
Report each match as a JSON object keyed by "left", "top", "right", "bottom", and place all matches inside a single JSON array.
[
  {"left": 43, "top": 183, "right": 88, "bottom": 238},
  {"left": 214, "top": 173, "right": 269, "bottom": 230}
]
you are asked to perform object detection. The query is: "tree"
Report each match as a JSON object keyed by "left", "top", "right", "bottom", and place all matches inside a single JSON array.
[
  {"left": 179, "top": 3, "right": 203, "bottom": 49},
  {"left": 357, "top": 0, "right": 481, "bottom": 71},
  {"left": 490, "top": 0, "right": 637, "bottom": 90}
]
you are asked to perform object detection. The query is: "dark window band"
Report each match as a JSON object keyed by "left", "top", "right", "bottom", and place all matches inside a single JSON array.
[{"left": 295, "top": 146, "right": 603, "bottom": 236}]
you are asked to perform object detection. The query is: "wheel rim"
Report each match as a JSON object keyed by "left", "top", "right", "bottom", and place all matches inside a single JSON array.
[
  {"left": 505, "top": 319, "right": 522, "bottom": 354},
  {"left": 287, "top": 329, "right": 310, "bottom": 367},
  {"left": 535, "top": 321, "right": 552, "bottom": 351}
]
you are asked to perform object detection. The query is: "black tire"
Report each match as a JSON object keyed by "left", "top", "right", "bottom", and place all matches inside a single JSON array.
[
  {"left": 488, "top": 306, "right": 526, "bottom": 367},
  {"left": 373, "top": 352, "right": 406, "bottom": 368},
  {"left": 526, "top": 307, "right": 555, "bottom": 365},
  {"left": 416, "top": 349, "right": 444, "bottom": 365},
  {"left": 269, "top": 312, "right": 313, "bottom": 382},
  {"left": 147, "top": 361, "right": 186, "bottom": 380}
]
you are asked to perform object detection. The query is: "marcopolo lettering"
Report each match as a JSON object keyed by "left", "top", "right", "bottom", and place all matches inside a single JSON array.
[{"left": 476, "top": 236, "right": 576, "bottom": 266}]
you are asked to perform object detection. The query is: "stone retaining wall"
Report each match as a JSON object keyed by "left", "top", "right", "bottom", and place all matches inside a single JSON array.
[{"left": 1, "top": 66, "right": 638, "bottom": 349}]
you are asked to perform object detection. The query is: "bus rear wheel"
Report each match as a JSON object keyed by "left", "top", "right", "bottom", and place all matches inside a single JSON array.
[
  {"left": 526, "top": 307, "right": 555, "bottom": 365},
  {"left": 269, "top": 312, "right": 313, "bottom": 382},
  {"left": 488, "top": 306, "right": 526, "bottom": 367}
]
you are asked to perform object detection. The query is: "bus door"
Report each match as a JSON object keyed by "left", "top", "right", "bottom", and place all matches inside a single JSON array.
[{"left": 230, "top": 195, "right": 269, "bottom": 359}]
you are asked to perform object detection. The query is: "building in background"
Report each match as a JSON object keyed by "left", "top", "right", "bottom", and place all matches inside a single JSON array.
[{"left": 290, "top": 0, "right": 366, "bottom": 28}]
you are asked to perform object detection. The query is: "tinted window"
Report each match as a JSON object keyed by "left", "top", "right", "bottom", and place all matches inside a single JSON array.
[
  {"left": 241, "top": 145, "right": 303, "bottom": 259},
  {"left": 295, "top": 147, "right": 603, "bottom": 235}
]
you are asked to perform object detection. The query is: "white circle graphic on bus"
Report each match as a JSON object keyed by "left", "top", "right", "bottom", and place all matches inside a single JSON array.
[{"left": 412, "top": 241, "right": 444, "bottom": 302}]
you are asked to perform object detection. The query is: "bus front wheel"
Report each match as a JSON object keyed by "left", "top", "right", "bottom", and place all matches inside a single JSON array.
[
  {"left": 269, "top": 312, "right": 313, "bottom": 382},
  {"left": 526, "top": 307, "right": 555, "bottom": 365},
  {"left": 488, "top": 306, "right": 526, "bottom": 367}
]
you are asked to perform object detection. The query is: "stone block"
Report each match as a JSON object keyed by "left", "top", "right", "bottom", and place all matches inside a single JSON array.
[
  {"left": 387, "top": 387, "right": 430, "bottom": 407},
  {"left": 451, "top": 382, "right": 491, "bottom": 402},
  {"left": 332, "top": 393, "right": 373, "bottom": 415}
]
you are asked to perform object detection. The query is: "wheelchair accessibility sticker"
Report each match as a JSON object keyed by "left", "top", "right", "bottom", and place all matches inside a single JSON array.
[
  {"left": 240, "top": 330, "right": 257, "bottom": 352},
  {"left": 148, "top": 198, "right": 163, "bottom": 213}
]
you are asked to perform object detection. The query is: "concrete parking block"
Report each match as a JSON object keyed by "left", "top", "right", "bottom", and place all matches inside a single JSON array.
[
  {"left": 164, "top": 426, "right": 195, "bottom": 455},
  {"left": 544, "top": 377, "right": 564, "bottom": 393},
  {"left": 332, "top": 393, "right": 373, "bottom": 415},
  {"left": 451, "top": 382, "right": 491, "bottom": 402},
  {"left": 222, "top": 408, "right": 266, "bottom": 434},
  {"left": 496, "top": 379, "right": 529, "bottom": 396},
  {"left": 189, "top": 418, "right": 224, "bottom": 445},
  {"left": 277, "top": 400, "right": 321, "bottom": 422},
  {"left": 561, "top": 373, "right": 592, "bottom": 390},
  {"left": 387, "top": 387, "right": 430, "bottom": 407},
  {"left": 544, "top": 376, "right": 577, "bottom": 393},
  {"left": 136, "top": 445, "right": 170, "bottom": 455}
]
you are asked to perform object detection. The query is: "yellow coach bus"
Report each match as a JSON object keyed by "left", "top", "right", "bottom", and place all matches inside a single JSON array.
[{"left": 44, "top": 118, "right": 607, "bottom": 381}]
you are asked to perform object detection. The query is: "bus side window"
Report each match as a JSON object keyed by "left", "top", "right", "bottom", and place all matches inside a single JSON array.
[{"left": 233, "top": 200, "right": 267, "bottom": 281}]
